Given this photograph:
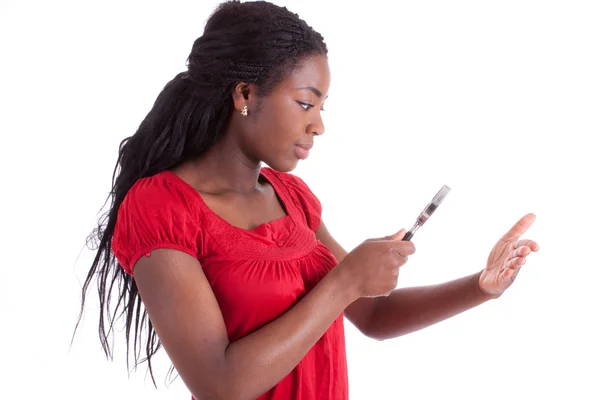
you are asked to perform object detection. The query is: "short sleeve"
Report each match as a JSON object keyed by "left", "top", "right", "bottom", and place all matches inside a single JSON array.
[
  {"left": 274, "top": 170, "right": 322, "bottom": 232},
  {"left": 112, "top": 174, "right": 203, "bottom": 275}
]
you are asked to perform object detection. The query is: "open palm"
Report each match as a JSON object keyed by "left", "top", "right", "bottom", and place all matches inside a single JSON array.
[{"left": 479, "top": 213, "right": 540, "bottom": 297}]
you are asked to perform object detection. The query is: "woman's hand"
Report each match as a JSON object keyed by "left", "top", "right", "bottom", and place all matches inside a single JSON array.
[
  {"left": 339, "top": 229, "right": 416, "bottom": 299},
  {"left": 479, "top": 213, "right": 540, "bottom": 297}
]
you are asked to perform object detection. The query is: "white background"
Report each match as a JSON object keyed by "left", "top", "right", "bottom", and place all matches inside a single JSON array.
[{"left": 1, "top": 0, "right": 599, "bottom": 398}]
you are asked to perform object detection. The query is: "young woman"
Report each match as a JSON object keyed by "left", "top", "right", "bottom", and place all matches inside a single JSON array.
[{"left": 76, "top": 1, "right": 539, "bottom": 399}]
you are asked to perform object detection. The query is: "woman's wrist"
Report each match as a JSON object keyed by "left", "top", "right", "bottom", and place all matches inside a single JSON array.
[{"left": 475, "top": 269, "right": 501, "bottom": 300}]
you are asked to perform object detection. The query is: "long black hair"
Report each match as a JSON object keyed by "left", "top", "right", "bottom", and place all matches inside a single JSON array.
[{"left": 74, "top": 0, "right": 327, "bottom": 386}]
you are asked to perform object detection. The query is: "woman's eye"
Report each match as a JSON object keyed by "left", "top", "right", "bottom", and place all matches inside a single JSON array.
[{"left": 297, "top": 102, "right": 313, "bottom": 111}]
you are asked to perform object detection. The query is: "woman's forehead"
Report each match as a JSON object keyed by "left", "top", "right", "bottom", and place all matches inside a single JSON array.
[{"left": 281, "top": 55, "right": 330, "bottom": 93}]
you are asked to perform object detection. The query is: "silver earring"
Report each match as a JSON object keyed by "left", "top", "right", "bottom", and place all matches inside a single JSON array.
[{"left": 241, "top": 105, "right": 248, "bottom": 116}]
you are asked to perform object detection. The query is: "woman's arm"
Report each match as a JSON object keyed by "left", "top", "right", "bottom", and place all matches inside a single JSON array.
[
  {"left": 316, "top": 220, "right": 494, "bottom": 340},
  {"left": 133, "top": 248, "right": 357, "bottom": 400}
]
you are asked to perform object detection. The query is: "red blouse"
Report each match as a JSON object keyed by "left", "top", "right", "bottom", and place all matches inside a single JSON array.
[{"left": 112, "top": 167, "right": 348, "bottom": 399}]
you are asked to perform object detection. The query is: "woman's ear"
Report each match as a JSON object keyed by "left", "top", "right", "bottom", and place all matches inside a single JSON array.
[{"left": 232, "top": 82, "right": 255, "bottom": 114}]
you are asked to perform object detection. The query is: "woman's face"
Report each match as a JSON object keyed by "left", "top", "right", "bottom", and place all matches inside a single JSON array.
[{"left": 235, "top": 54, "right": 331, "bottom": 172}]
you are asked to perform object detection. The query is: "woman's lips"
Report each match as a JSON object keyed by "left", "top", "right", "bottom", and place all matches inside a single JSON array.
[{"left": 294, "top": 143, "right": 313, "bottom": 160}]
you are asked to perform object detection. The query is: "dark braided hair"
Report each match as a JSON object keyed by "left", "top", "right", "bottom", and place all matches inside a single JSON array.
[{"left": 73, "top": 0, "right": 327, "bottom": 386}]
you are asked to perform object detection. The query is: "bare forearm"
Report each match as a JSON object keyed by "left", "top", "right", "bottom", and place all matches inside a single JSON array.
[
  {"left": 368, "top": 271, "right": 494, "bottom": 340},
  {"left": 221, "top": 265, "right": 356, "bottom": 400}
]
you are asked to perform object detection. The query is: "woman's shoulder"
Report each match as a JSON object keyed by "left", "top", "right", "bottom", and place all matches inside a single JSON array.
[
  {"left": 113, "top": 170, "right": 204, "bottom": 274},
  {"left": 123, "top": 170, "right": 199, "bottom": 209}
]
